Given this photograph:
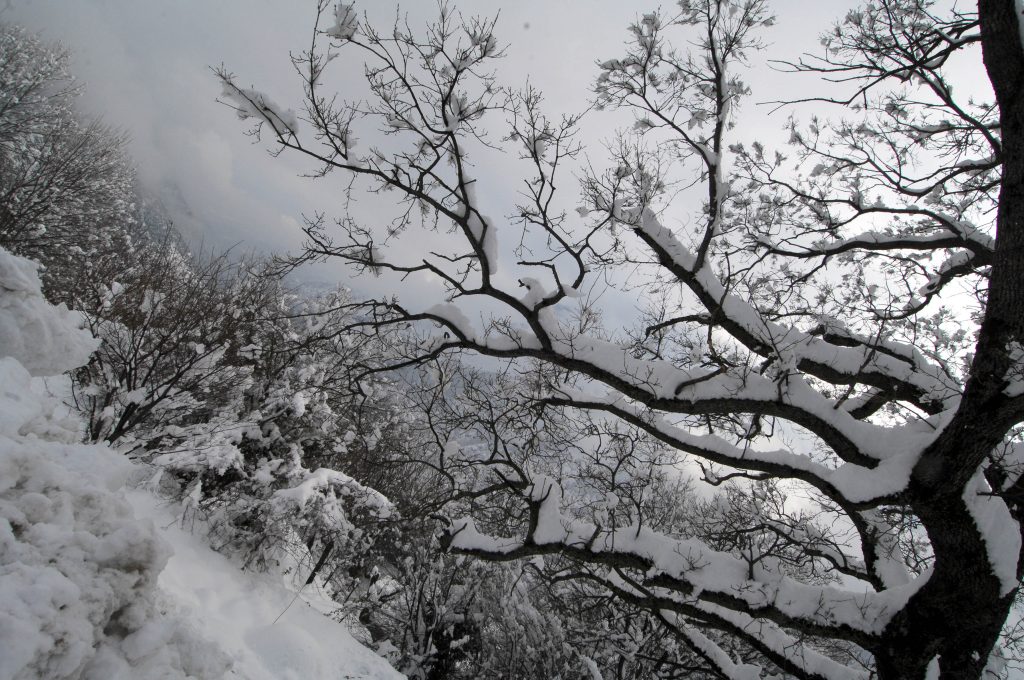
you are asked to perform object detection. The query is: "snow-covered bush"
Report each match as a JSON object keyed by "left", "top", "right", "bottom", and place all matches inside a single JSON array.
[
  {"left": 123, "top": 285, "right": 403, "bottom": 593},
  {"left": 72, "top": 241, "right": 274, "bottom": 446},
  {"left": 0, "top": 246, "right": 229, "bottom": 680}
]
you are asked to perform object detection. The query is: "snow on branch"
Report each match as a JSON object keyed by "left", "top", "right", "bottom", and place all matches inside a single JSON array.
[
  {"left": 442, "top": 474, "right": 928, "bottom": 650},
  {"left": 218, "top": 1, "right": 1024, "bottom": 675},
  {"left": 219, "top": 80, "right": 299, "bottom": 137}
]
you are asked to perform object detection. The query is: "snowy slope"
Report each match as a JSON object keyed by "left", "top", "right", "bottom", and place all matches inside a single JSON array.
[
  {"left": 0, "top": 247, "right": 402, "bottom": 680},
  {"left": 126, "top": 489, "right": 404, "bottom": 680}
]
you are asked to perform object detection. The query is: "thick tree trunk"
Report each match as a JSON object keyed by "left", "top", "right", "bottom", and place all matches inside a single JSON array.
[
  {"left": 876, "top": 498, "right": 1014, "bottom": 679},
  {"left": 912, "top": 0, "right": 1024, "bottom": 492},
  {"left": 876, "top": 2, "right": 1024, "bottom": 678},
  {"left": 978, "top": 2, "right": 1024, "bottom": 325}
]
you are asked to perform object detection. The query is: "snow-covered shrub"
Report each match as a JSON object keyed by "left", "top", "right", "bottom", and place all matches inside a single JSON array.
[
  {"left": 133, "top": 287, "right": 402, "bottom": 590},
  {"left": 0, "top": 246, "right": 229, "bottom": 680},
  {"left": 165, "top": 438, "right": 397, "bottom": 580},
  {"left": 72, "top": 241, "right": 272, "bottom": 446}
]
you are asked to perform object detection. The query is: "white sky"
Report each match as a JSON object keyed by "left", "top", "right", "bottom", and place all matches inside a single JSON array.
[{"left": 4, "top": 0, "right": 858, "bottom": 302}]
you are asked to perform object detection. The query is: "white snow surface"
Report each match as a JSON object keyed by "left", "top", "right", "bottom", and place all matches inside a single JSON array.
[
  {"left": 0, "top": 369, "right": 230, "bottom": 680},
  {"left": 0, "top": 248, "right": 97, "bottom": 376}
]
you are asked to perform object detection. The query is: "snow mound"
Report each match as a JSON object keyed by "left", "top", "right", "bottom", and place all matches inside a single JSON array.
[
  {"left": 0, "top": 248, "right": 97, "bottom": 376},
  {"left": 0, "top": 247, "right": 229, "bottom": 680},
  {"left": 0, "top": 421, "right": 231, "bottom": 680}
]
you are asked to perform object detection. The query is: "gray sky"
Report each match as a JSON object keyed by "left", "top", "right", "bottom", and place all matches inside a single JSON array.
[{"left": 4, "top": 0, "right": 856, "bottom": 303}]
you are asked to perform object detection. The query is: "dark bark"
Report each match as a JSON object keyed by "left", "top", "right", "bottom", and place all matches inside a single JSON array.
[
  {"left": 876, "top": 496, "right": 1015, "bottom": 679},
  {"left": 877, "top": 1, "right": 1024, "bottom": 678}
]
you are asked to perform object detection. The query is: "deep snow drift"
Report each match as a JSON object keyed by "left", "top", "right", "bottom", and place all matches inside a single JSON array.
[{"left": 0, "top": 247, "right": 402, "bottom": 680}]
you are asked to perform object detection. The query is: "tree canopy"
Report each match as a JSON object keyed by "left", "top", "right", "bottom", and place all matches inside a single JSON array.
[{"left": 207, "top": 0, "right": 1024, "bottom": 677}]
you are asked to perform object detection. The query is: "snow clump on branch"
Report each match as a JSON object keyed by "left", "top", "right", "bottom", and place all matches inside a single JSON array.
[
  {"left": 324, "top": 3, "right": 359, "bottom": 41},
  {"left": 219, "top": 82, "right": 299, "bottom": 136}
]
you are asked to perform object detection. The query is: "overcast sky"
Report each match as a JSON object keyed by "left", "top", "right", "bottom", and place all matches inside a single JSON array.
[{"left": 4, "top": 0, "right": 858, "bottom": 303}]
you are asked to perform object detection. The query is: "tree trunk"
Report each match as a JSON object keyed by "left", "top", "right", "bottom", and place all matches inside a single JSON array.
[
  {"left": 876, "top": 498, "right": 1014, "bottom": 679},
  {"left": 876, "top": 1, "right": 1024, "bottom": 678}
]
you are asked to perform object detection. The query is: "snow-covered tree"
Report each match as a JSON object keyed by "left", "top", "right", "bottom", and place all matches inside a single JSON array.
[
  {"left": 220, "top": 0, "right": 1024, "bottom": 677},
  {"left": 0, "top": 23, "right": 136, "bottom": 301},
  {"left": 71, "top": 240, "right": 276, "bottom": 447}
]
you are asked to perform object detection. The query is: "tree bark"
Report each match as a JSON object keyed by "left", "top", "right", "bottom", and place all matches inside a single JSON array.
[{"left": 876, "top": 2, "right": 1024, "bottom": 678}]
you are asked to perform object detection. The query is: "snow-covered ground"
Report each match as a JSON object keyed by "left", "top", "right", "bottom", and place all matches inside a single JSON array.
[
  {"left": 0, "top": 246, "right": 402, "bottom": 680},
  {"left": 126, "top": 488, "right": 403, "bottom": 680}
]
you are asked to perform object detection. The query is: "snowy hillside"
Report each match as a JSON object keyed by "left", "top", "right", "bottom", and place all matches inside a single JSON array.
[
  {"left": 126, "top": 489, "right": 404, "bottom": 680},
  {"left": 0, "top": 247, "right": 402, "bottom": 680}
]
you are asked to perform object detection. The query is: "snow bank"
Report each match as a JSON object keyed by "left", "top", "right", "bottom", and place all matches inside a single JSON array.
[
  {"left": 0, "top": 248, "right": 97, "bottom": 376},
  {"left": 0, "top": 392, "right": 230, "bottom": 679},
  {"left": 0, "top": 247, "right": 227, "bottom": 680}
]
